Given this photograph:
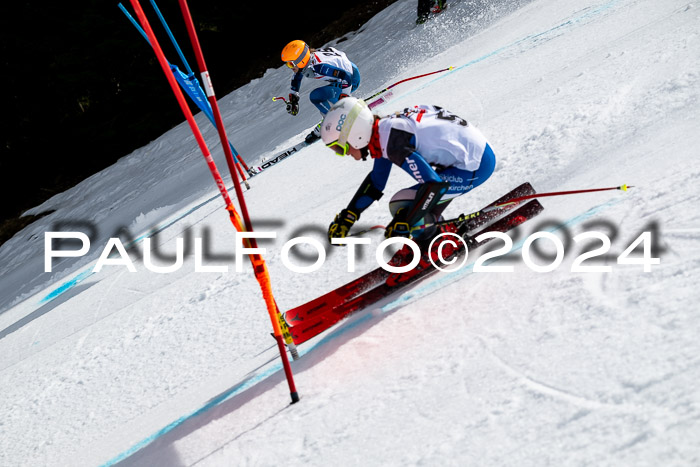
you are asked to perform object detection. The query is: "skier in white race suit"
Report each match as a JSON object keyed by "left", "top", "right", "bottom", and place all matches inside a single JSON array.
[{"left": 321, "top": 98, "right": 496, "bottom": 249}]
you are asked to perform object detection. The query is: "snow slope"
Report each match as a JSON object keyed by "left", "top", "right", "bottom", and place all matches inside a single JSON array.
[{"left": 2, "top": 0, "right": 700, "bottom": 465}]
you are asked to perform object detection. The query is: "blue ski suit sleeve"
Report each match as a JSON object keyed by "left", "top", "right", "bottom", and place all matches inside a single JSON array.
[
  {"left": 290, "top": 71, "right": 303, "bottom": 93},
  {"left": 350, "top": 158, "right": 392, "bottom": 212}
]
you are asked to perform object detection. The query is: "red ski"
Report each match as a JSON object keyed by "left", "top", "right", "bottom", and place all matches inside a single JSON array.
[
  {"left": 286, "top": 195, "right": 544, "bottom": 345},
  {"left": 283, "top": 182, "right": 536, "bottom": 327}
]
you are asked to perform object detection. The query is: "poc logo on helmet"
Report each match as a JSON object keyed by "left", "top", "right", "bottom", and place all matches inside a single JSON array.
[{"left": 336, "top": 113, "right": 347, "bottom": 132}]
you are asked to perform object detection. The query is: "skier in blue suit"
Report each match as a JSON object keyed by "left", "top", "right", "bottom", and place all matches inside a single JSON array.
[{"left": 281, "top": 40, "right": 361, "bottom": 142}]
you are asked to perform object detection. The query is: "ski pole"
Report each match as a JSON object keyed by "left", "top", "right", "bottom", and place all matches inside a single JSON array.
[
  {"left": 494, "top": 184, "right": 632, "bottom": 207},
  {"left": 271, "top": 67, "right": 454, "bottom": 107},
  {"left": 351, "top": 184, "right": 634, "bottom": 235},
  {"left": 361, "top": 66, "right": 454, "bottom": 102},
  {"left": 347, "top": 225, "right": 386, "bottom": 237},
  {"left": 422, "top": 184, "right": 634, "bottom": 231}
]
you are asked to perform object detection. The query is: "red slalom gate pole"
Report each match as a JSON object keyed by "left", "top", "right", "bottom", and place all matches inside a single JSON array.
[
  {"left": 129, "top": 0, "right": 233, "bottom": 211},
  {"left": 130, "top": 0, "right": 299, "bottom": 404},
  {"left": 177, "top": 0, "right": 300, "bottom": 401},
  {"left": 176, "top": 1, "right": 248, "bottom": 217},
  {"left": 232, "top": 151, "right": 250, "bottom": 189},
  {"left": 232, "top": 145, "right": 251, "bottom": 174},
  {"left": 176, "top": 0, "right": 300, "bottom": 402}
]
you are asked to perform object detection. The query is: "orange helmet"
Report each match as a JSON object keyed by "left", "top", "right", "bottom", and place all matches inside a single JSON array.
[{"left": 281, "top": 40, "right": 311, "bottom": 69}]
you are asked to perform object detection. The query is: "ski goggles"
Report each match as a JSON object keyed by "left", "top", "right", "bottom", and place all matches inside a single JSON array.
[{"left": 326, "top": 140, "right": 350, "bottom": 156}]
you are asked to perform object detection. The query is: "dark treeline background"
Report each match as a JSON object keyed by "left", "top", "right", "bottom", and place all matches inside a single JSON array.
[{"left": 0, "top": 0, "right": 398, "bottom": 245}]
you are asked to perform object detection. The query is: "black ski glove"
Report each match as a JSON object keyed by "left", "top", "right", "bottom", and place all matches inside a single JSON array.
[
  {"left": 328, "top": 209, "right": 358, "bottom": 244},
  {"left": 286, "top": 93, "right": 299, "bottom": 116}
]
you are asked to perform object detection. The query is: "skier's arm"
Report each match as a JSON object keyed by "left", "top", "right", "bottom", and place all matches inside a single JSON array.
[
  {"left": 347, "top": 158, "right": 391, "bottom": 213},
  {"left": 328, "top": 158, "right": 390, "bottom": 243},
  {"left": 290, "top": 71, "right": 303, "bottom": 93},
  {"left": 286, "top": 71, "right": 304, "bottom": 116}
]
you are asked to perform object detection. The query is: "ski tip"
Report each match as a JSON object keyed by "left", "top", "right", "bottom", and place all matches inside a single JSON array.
[
  {"left": 448, "top": 66, "right": 454, "bottom": 70},
  {"left": 619, "top": 184, "right": 633, "bottom": 191}
]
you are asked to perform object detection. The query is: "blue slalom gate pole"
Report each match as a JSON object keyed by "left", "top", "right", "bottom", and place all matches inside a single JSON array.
[
  {"left": 118, "top": 2, "right": 251, "bottom": 181},
  {"left": 149, "top": 0, "right": 194, "bottom": 76}
]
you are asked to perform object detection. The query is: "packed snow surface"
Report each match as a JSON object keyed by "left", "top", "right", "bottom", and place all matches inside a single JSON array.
[{"left": 1, "top": 0, "right": 699, "bottom": 465}]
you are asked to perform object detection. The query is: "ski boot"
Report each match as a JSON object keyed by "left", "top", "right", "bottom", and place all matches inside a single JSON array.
[{"left": 305, "top": 123, "right": 322, "bottom": 143}]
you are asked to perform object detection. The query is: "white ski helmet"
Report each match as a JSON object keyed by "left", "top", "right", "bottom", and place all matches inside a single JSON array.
[{"left": 321, "top": 97, "right": 374, "bottom": 153}]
